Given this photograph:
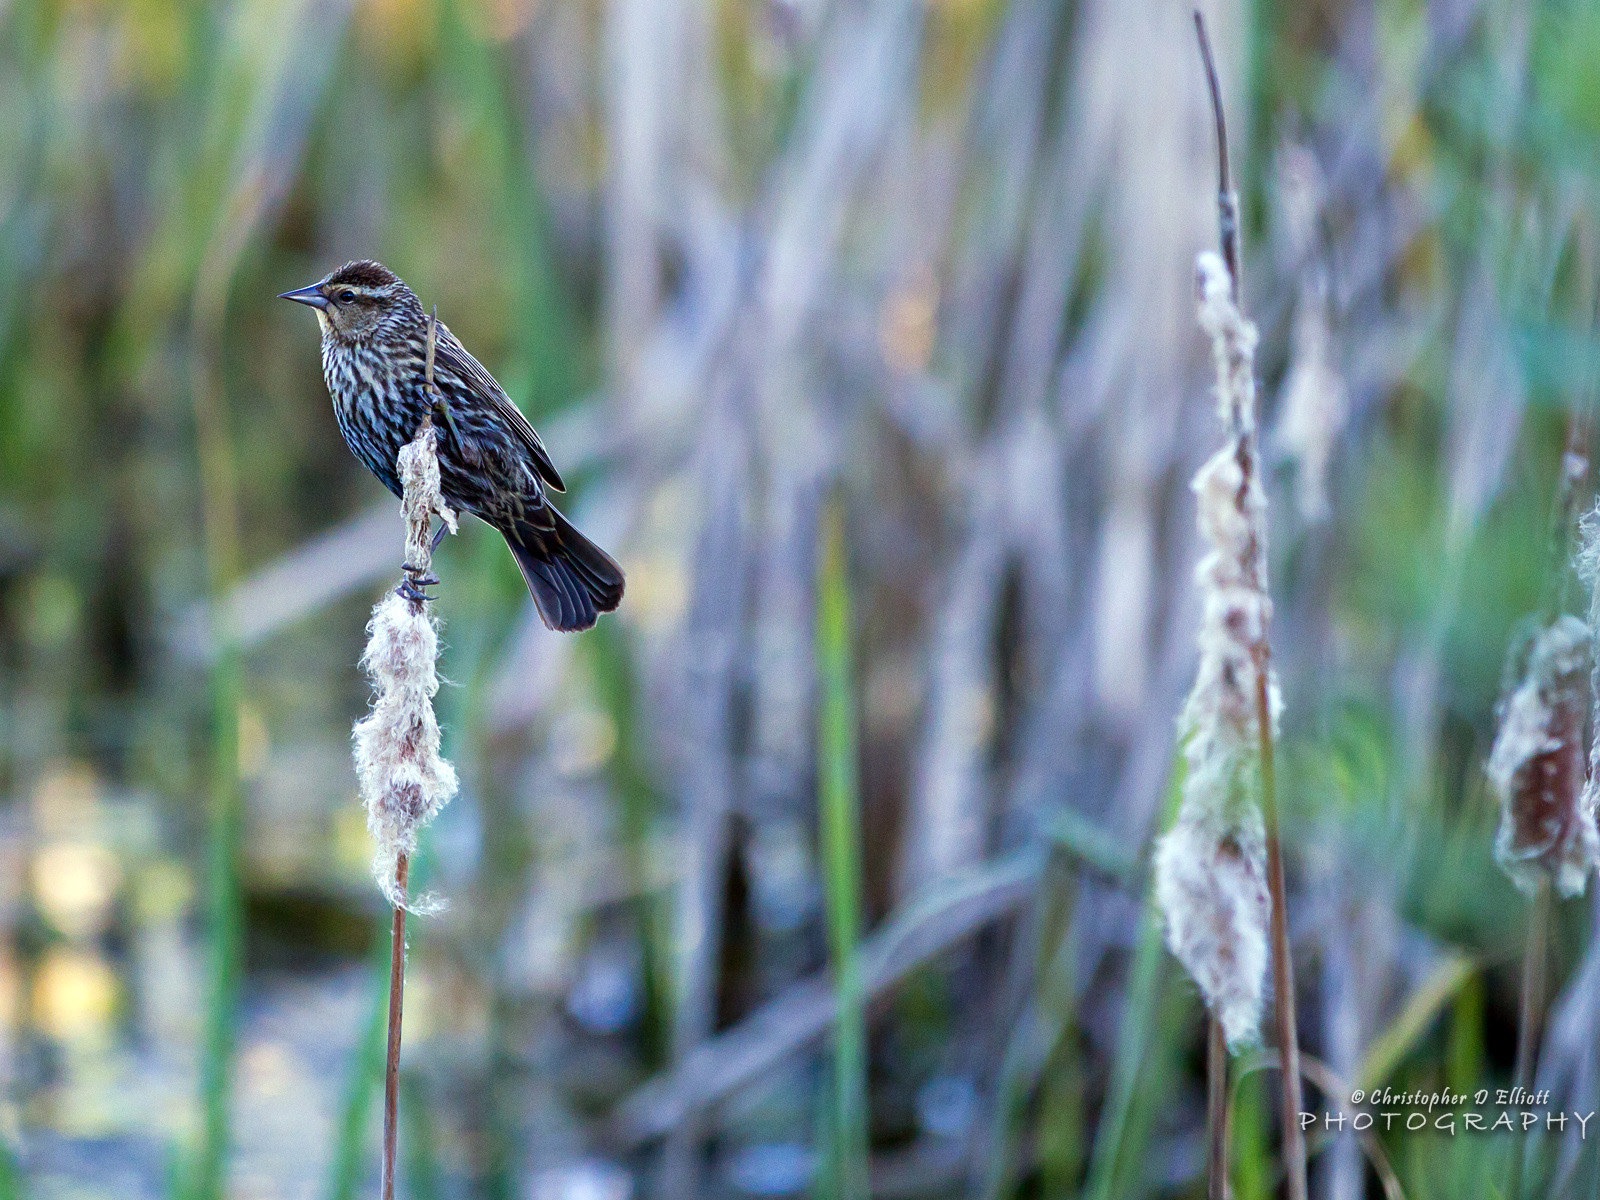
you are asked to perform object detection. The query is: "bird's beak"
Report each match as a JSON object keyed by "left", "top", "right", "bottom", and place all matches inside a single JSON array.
[{"left": 278, "top": 284, "right": 329, "bottom": 310}]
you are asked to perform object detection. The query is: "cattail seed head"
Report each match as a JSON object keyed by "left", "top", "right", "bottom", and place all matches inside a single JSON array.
[
  {"left": 353, "top": 422, "right": 459, "bottom": 911},
  {"left": 399, "top": 422, "right": 457, "bottom": 569},
  {"left": 1155, "top": 249, "right": 1276, "bottom": 1050},
  {"left": 1578, "top": 501, "right": 1600, "bottom": 808},
  {"left": 1195, "top": 250, "right": 1259, "bottom": 438},
  {"left": 1489, "top": 615, "right": 1595, "bottom": 898},
  {"left": 1154, "top": 810, "right": 1270, "bottom": 1048}
]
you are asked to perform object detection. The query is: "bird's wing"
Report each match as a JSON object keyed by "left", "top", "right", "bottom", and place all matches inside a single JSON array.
[{"left": 433, "top": 323, "right": 567, "bottom": 493}]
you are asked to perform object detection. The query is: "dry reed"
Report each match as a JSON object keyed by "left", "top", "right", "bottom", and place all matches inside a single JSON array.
[
  {"left": 1153, "top": 17, "right": 1307, "bottom": 1199},
  {"left": 350, "top": 315, "right": 459, "bottom": 1199},
  {"left": 1494, "top": 411, "right": 1596, "bottom": 1200},
  {"left": 1489, "top": 615, "right": 1595, "bottom": 899}
]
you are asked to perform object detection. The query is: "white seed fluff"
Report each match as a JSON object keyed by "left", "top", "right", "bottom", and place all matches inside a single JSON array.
[
  {"left": 1577, "top": 503, "right": 1600, "bottom": 833},
  {"left": 1154, "top": 811, "right": 1270, "bottom": 1048},
  {"left": 352, "top": 422, "right": 459, "bottom": 911},
  {"left": 1488, "top": 616, "right": 1596, "bottom": 898},
  {"left": 1154, "top": 250, "right": 1276, "bottom": 1051}
]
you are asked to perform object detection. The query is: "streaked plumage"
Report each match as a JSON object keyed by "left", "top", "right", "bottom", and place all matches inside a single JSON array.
[{"left": 281, "top": 260, "right": 623, "bottom": 631}]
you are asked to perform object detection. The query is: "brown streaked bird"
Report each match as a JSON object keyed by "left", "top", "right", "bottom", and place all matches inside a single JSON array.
[{"left": 281, "top": 261, "right": 623, "bottom": 631}]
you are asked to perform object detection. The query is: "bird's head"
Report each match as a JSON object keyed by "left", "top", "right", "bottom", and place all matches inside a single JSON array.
[{"left": 279, "top": 260, "right": 421, "bottom": 345}]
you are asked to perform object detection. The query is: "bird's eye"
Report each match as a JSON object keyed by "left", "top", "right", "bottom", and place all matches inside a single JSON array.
[{"left": 336, "top": 289, "right": 357, "bottom": 304}]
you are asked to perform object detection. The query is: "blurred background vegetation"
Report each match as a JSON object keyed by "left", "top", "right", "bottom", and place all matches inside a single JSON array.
[{"left": 5, "top": 0, "right": 1600, "bottom": 1196}]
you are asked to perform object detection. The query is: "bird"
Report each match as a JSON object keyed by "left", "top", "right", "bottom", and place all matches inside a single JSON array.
[{"left": 280, "top": 260, "right": 623, "bottom": 632}]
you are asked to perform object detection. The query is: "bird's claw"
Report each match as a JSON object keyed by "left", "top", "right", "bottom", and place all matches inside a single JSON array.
[{"left": 396, "top": 572, "right": 439, "bottom": 605}]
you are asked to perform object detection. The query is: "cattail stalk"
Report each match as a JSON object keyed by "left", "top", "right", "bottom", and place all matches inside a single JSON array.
[
  {"left": 1205, "top": 1019, "right": 1229, "bottom": 1200},
  {"left": 352, "top": 314, "right": 458, "bottom": 1200},
  {"left": 1199, "top": 17, "right": 1311, "bottom": 1194},
  {"left": 1257, "top": 650, "right": 1304, "bottom": 1200},
  {"left": 382, "top": 852, "right": 411, "bottom": 1200},
  {"left": 1507, "top": 876, "right": 1548, "bottom": 1200},
  {"left": 1494, "top": 425, "right": 1599, "bottom": 1199},
  {"left": 1154, "top": 17, "right": 1307, "bottom": 1200}
]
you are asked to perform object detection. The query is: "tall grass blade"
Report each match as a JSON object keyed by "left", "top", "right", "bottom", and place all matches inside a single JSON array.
[
  {"left": 323, "top": 841, "right": 444, "bottom": 1200},
  {"left": 588, "top": 622, "right": 671, "bottom": 1066},
  {"left": 402, "top": 1070, "right": 443, "bottom": 1200},
  {"left": 438, "top": 0, "right": 580, "bottom": 415},
  {"left": 1358, "top": 953, "right": 1477, "bottom": 1095},
  {"left": 0, "top": 1132, "right": 22, "bottom": 1200},
  {"left": 1083, "top": 764, "right": 1182, "bottom": 1200},
  {"left": 186, "top": 180, "right": 261, "bottom": 1200},
  {"left": 816, "top": 495, "right": 869, "bottom": 1200},
  {"left": 192, "top": 642, "right": 243, "bottom": 1200},
  {"left": 325, "top": 936, "right": 392, "bottom": 1200}
]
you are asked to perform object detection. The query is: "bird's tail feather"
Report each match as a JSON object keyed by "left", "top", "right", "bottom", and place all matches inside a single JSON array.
[{"left": 505, "top": 508, "right": 625, "bottom": 632}]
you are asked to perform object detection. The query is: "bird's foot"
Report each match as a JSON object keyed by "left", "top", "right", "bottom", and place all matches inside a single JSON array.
[{"left": 396, "top": 572, "right": 439, "bottom": 605}]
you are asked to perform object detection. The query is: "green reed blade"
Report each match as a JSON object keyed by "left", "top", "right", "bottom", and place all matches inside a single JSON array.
[{"left": 816, "top": 495, "right": 869, "bottom": 1200}]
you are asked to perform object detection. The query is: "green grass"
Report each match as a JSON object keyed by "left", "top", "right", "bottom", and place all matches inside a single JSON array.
[
  {"left": 324, "top": 931, "right": 395, "bottom": 1200},
  {"left": 0, "top": 1132, "right": 22, "bottom": 1200},
  {"left": 187, "top": 643, "right": 244, "bottom": 1200},
  {"left": 5, "top": 3, "right": 1600, "bottom": 1198},
  {"left": 816, "top": 495, "right": 870, "bottom": 1200},
  {"left": 588, "top": 620, "right": 672, "bottom": 1067},
  {"left": 401, "top": 1071, "right": 444, "bottom": 1200},
  {"left": 1082, "top": 763, "right": 1183, "bottom": 1200},
  {"left": 185, "top": 195, "right": 251, "bottom": 1200},
  {"left": 436, "top": 0, "right": 582, "bottom": 416}
]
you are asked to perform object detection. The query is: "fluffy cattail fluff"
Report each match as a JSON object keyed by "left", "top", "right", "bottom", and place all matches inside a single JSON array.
[
  {"left": 1489, "top": 615, "right": 1595, "bottom": 898},
  {"left": 1153, "top": 250, "right": 1277, "bottom": 1050},
  {"left": 353, "top": 421, "right": 460, "bottom": 910},
  {"left": 1578, "top": 504, "right": 1600, "bottom": 808}
]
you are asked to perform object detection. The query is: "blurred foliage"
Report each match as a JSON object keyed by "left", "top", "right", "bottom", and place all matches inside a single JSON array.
[{"left": 3, "top": 0, "right": 1600, "bottom": 1197}]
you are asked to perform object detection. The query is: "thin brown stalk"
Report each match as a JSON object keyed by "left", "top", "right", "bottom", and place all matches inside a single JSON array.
[
  {"left": 363, "top": 311, "right": 454, "bottom": 1200},
  {"left": 1507, "top": 876, "right": 1550, "bottom": 1200},
  {"left": 1256, "top": 656, "right": 1306, "bottom": 1200},
  {"left": 382, "top": 851, "right": 411, "bottom": 1200},
  {"left": 1543, "top": 409, "right": 1591, "bottom": 624},
  {"left": 1194, "top": 14, "right": 1307, "bottom": 1200},
  {"left": 1193, "top": 11, "right": 1240, "bottom": 302},
  {"left": 1261, "top": 1053, "right": 1408, "bottom": 1200},
  {"left": 1206, "top": 1017, "right": 1230, "bottom": 1200},
  {"left": 377, "top": 314, "right": 438, "bottom": 1199}
]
